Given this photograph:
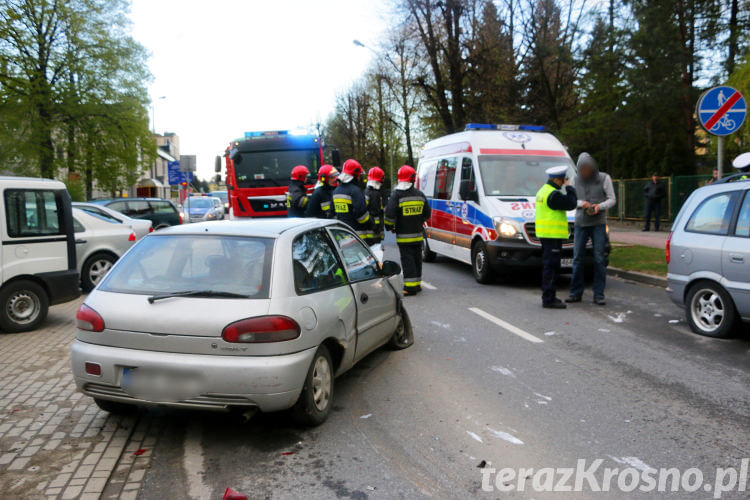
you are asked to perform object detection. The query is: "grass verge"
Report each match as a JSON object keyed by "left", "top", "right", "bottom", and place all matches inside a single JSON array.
[{"left": 609, "top": 244, "right": 667, "bottom": 276}]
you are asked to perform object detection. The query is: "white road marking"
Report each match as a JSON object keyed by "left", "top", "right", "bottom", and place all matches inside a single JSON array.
[
  {"left": 469, "top": 307, "right": 544, "bottom": 344},
  {"left": 610, "top": 456, "right": 653, "bottom": 472},
  {"left": 183, "top": 422, "right": 211, "bottom": 499},
  {"left": 421, "top": 281, "right": 437, "bottom": 290},
  {"left": 486, "top": 427, "right": 524, "bottom": 445},
  {"left": 466, "top": 430, "right": 483, "bottom": 443}
]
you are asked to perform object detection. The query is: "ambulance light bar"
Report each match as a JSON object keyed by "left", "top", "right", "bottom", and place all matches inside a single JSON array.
[{"left": 465, "top": 123, "right": 546, "bottom": 132}]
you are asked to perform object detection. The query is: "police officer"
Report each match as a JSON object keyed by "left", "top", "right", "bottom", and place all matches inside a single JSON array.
[
  {"left": 385, "top": 165, "right": 431, "bottom": 296},
  {"left": 333, "top": 159, "right": 373, "bottom": 239},
  {"left": 732, "top": 152, "right": 750, "bottom": 180},
  {"left": 287, "top": 165, "right": 310, "bottom": 218},
  {"left": 536, "top": 165, "right": 577, "bottom": 309},
  {"left": 365, "top": 167, "right": 385, "bottom": 245},
  {"left": 305, "top": 165, "right": 339, "bottom": 218}
]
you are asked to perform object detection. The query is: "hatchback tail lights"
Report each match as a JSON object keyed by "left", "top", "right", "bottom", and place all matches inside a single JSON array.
[
  {"left": 76, "top": 304, "right": 105, "bottom": 332},
  {"left": 222, "top": 316, "right": 301, "bottom": 343}
]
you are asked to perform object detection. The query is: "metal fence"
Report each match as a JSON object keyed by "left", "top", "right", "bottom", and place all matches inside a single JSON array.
[{"left": 608, "top": 175, "right": 712, "bottom": 222}]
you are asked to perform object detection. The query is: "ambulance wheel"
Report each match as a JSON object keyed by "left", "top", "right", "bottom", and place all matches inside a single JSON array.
[
  {"left": 472, "top": 241, "right": 494, "bottom": 284},
  {"left": 422, "top": 239, "right": 436, "bottom": 263}
]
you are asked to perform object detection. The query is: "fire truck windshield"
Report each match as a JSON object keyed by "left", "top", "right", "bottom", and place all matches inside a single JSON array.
[
  {"left": 233, "top": 149, "right": 319, "bottom": 187},
  {"left": 477, "top": 155, "right": 575, "bottom": 196}
]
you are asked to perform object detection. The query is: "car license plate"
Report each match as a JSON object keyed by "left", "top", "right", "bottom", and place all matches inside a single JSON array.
[
  {"left": 121, "top": 367, "right": 202, "bottom": 402},
  {"left": 561, "top": 258, "right": 573, "bottom": 267}
]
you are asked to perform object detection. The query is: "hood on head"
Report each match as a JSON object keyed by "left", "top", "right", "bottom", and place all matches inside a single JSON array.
[
  {"left": 576, "top": 152, "right": 599, "bottom": 179},
  {"left": 395, "top": 182, "right": 413, "bottom": 191},
  {"left": 338, "top": 172, "right": 354, "bottom": 184},
  {"left": 367, "top": 180, "right": 382, "bottom": 190}
]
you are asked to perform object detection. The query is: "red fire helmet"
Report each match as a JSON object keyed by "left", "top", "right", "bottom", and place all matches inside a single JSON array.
[
  {"left": 367, "top": 167, "right": 385, "bottom": 183},
  {"left": 341, "top": 159, "right": 363, "bottom": 178},
  {"left": 397, "top": 165, "right": 416, "bottom": 183},
  {"left": 291, "top": 165, "right": 310, "bottom": 182},
  {"left": 318, "top": 165, "right": 339, "bottom": 183}
]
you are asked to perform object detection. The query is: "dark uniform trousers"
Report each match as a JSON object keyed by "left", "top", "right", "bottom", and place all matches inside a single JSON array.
[
  {"left": 399, "top": 244, "right": 422, "bottom": 293},
  {"left": 540, "top": 238, "right": 563, "bottom": 305}
]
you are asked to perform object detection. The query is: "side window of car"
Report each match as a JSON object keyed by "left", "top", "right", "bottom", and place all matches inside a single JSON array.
[
  {"left": 150, "top": 201, "right": 176, "bottom": 214},
  {"left": 329, "top": 228, "right": 379, "bottom": 282},
  {"left": 4, "top": 189, "right": 63, "bottom": 237},
  {"left": 108, "top": 201, "right": 129, "bottom": 214},
  {"left": 73, "top": 218, "right": 86, "bottom": 233},
  {"left": 685, "top": 192, "right": 737, "bottom": 236},
  {"left": 292, "top": 230, "right": 346, "bottom": 294},
  {"left": 128, "top": 200, "right": 152, "bottom": 216},
  {"left": 734, "top": 191, "right": 750, "bottom": 238},
  {"left": 434, "top": 157, "right": 457, "bottom": 200}
]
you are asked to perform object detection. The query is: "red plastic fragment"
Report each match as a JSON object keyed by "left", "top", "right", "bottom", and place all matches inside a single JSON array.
[
  {"left": 223, "top": 487, "right": 248, "bottom": 500},
  {"left": 132, "top": 448, "right": 148, "bottom": 456},
  {"left": 281, "top": 451, "right": 295, "bottom": 456}
]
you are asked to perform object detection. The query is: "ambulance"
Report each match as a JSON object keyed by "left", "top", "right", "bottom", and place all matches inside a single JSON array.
[{"left": 417, "top": 123, "right": 602, "bottom": 283}]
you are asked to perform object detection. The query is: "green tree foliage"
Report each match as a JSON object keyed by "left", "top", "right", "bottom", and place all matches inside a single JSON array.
[{"left": 0, "top": 0, "right": 152, "bottom": 195}]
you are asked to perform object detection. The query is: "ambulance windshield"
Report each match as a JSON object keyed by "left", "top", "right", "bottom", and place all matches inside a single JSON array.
[{"left": 477, "top": 156, "right": 575, "bottom": 196}]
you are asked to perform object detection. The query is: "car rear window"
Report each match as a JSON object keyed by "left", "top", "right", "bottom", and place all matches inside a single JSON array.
[
  {"left": 150, "top": 200, "right": 176, "bottom": 213},
  {"left": 99, "top": 235, "right": 273, "bottom": 298}
]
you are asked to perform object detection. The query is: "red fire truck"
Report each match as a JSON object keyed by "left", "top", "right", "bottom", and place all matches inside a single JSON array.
[{"left": 216, "top": 130, "right": 336, "bottom": 218}]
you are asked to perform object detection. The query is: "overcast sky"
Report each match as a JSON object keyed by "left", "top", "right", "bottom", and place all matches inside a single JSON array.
[{"left": 129, "top": 0, "right": 390, "bottom": 181}]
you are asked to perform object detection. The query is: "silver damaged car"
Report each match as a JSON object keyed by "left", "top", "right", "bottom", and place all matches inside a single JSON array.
[{"left": 71, "top": 219, "right": 413, "bottom": 426}]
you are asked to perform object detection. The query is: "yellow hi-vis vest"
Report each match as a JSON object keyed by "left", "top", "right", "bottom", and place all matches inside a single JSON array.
[{"left": 535, "top": 183, "right": 569, "bottom": 239}]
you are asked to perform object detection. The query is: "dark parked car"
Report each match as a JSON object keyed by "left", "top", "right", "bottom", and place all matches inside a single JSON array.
[{"left": 89, "top": 198, "right": 182, "bottom": 229}]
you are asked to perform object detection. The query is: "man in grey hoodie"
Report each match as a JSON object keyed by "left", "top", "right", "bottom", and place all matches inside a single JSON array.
[{"left": 566, "top": 153, "right": 616, "bottom": 306}]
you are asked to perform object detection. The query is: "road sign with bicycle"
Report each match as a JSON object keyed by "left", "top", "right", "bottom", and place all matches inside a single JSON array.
[{"left": 697, "top": 86, "right": 746, "bottom": 136}]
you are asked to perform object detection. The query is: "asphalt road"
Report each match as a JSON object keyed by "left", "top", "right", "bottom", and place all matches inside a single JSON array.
[{"left": 137, "top": 238, "right": 750, "bottom": 499}]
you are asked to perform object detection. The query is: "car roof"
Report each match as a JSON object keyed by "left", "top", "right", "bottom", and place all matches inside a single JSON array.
[
  {"left": 155, "top": 218, "right": 339, "bottom": 238},
  {"left": 420, "top": 129, "right": 568, "bottom": 160},
  {"left": 91, "top": 197, "right": 169, "bottom": 203},
  {"left": 0, "top": 176, "right": 67, "bottom": 190}
]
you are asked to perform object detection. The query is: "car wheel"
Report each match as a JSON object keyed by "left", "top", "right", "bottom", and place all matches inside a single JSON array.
[
  {"left": 472, "top": 241, "right": 494, "bottom": 284},
  {"left": 0, "top": 280, "right": 49, "bottom": 333},
  {"left": 685, "top": 281, "right": 737, "bottom": 338},
  {"left": 291, "top": 345, "right": 334, "bottom": 426},
  {"left": 423, "top": 238, "right": 437, "bottom": 263},
  {"left": 388, "top": 304, "right": 414, "bottom": 350},
  {"left": 81, "top": 253, "right": 117, "bottom": 293},
  {"left": 94, "top": 398, "right": 138, "bottom": 415}
]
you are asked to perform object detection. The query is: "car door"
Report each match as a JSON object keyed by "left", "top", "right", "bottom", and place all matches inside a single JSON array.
[
  {"left": 73, "top": 216, "right": 93, "bottom": 271},
  {"left": 722, "top": 190, "right": 750, "bottom": 315},
  {"left": 432, "top": 157, "right": 459, "bottom": 258},
  {"left": 328, "top": 227, "right": 398, "bottom": 361},
  {"left": 452, "top": 157, "right": 479, "bottom": 264},
  {"left": 678, "top": 190, "right": 740, "bottom": 282}
]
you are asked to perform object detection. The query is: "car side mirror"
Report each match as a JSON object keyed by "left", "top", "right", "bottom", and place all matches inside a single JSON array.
[
  {"left": 331, "top": 149, "right": 341, "bottom": 168},
  {"left": 381, "top": 260, "right": 401, "bottom": 277},
  {"left": 459, "top": 179, "right": 479, "bottom": 203},
  {"left": 215, "top": 156, "right": 222, "bottom": 172}
]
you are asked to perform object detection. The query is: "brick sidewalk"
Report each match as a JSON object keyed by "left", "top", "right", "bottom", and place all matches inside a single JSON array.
[
  {"left": 0, "top": 297, "right": 160, "bottom": 499},
  {"left": 609, "top": 228, "right": 668, "bottom": 249}
]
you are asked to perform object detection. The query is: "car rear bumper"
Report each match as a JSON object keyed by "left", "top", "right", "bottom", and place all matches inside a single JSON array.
[
  {"left": 666, "top": 275, "right": 688, "bottom": 307},
  {"left": 37, "top": 270, "right": 81, "bottom": 305},
  {"left": 71, "top": 340, "right": 316, "bottom": 412}
]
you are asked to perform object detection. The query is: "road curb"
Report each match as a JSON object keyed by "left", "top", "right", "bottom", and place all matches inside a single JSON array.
[{"left": 607, "top": 266, "right": 667, "bottom": 288}]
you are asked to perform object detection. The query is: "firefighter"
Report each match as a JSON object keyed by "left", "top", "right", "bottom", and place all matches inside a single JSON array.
[
  {"left": 333, "top": 159, "right": 372, "bottom": 239},
  {"left": 365, "top": 167, "right": 385, "bottom": 245},
  {"left": 535, "top": 165, "right": 577, "bottom": 309},
  {"left": 305, "top": 165, "right": 339, "bottom": 218},
  {"left": 385, "top": 165, "right": 431, "bottom": 296},
  {"left": 732, "top": 152, "right": 750, "bottom": 180},
  {"left": 286, "top": 165, "right": 310, "bottom": 218}
]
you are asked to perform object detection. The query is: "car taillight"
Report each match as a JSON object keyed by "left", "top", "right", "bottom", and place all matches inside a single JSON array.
[
  {"left": 179, "top": 214, "right": 184, "bottom": 224},
  {"left": 666, "top": 231, "right": 673, "bottom": 264},
  {"left": 76, "top": 304, "right": 105, "bottom": 332},
  {"left": 128, "top": 232, "right": 136, "bottom": 241},
  {"left": 149, "top": 226, "right": 154, "bottom": 233},
  {"left": 222, "top": 316, "right": 301, "bottom": 343}
]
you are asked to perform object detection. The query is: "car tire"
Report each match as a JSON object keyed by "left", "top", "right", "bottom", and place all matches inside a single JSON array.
[
  {"left": 94, "top": 398, "right": 138, "bottom": 415},
  {"left": 291, "top": 345, "right": 334, "bottom": 426},
  {"left": 81, "top": 253, "right": 117, "bottom": 293},
  {"left": 0, "top": 280, "right": 49, "bottom": 333},
  {"left": 423, "top": 238, "right": 437, "bottom": 263},
  {"left": 388, "top": 304, "right": 414, "bottom": 350},
  {"left": 685, "top": 281, "right": 737, "bottom": 338},
  {"left": 472, "top": 241, "right": 494, "bottom": 284}
]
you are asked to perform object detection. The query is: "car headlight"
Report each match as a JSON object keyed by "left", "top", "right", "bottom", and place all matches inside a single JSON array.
[
  {"left": 493, "top": 217, "right": 522, "bottom": 239},
  {"left": 206, "top": 211, "right": 217, "bottom": 220}
]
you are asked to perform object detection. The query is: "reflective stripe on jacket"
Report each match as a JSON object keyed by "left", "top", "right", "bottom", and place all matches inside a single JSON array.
[
  {"left": 385, "top": 187, "right": 431, "bottom": 245},
  {"left": 333, "top": 181, "right": 372, "bottom": 236}
]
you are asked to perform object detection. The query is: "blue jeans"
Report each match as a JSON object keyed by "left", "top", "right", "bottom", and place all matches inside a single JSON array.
[{"left": 570, "top": 225, "right": 607, "bottom": 299}]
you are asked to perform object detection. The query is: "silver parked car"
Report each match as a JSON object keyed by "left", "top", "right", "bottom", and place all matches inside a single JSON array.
[
  {"left": 71, "top": 219, "right": 412, "bottom": 425},
  {"left": 73, "top": 202, "right": 153, "bottom": 240},
  {"left": 73, "top": 208, "right": 137, "bottom": 292},
  {"left": 667, "top": 179, "right": 750, "bottom": 337},
  {"left": 182, "top": 196, "right": 224, "bottom": 223}
]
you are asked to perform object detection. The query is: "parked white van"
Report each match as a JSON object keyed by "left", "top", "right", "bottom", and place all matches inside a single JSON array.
[
  {"left": 418, "top": 124, "right": 604, "bottom": 283},
  {"left": 0, "top": 177, "right": 80, "bottom": 332}
]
